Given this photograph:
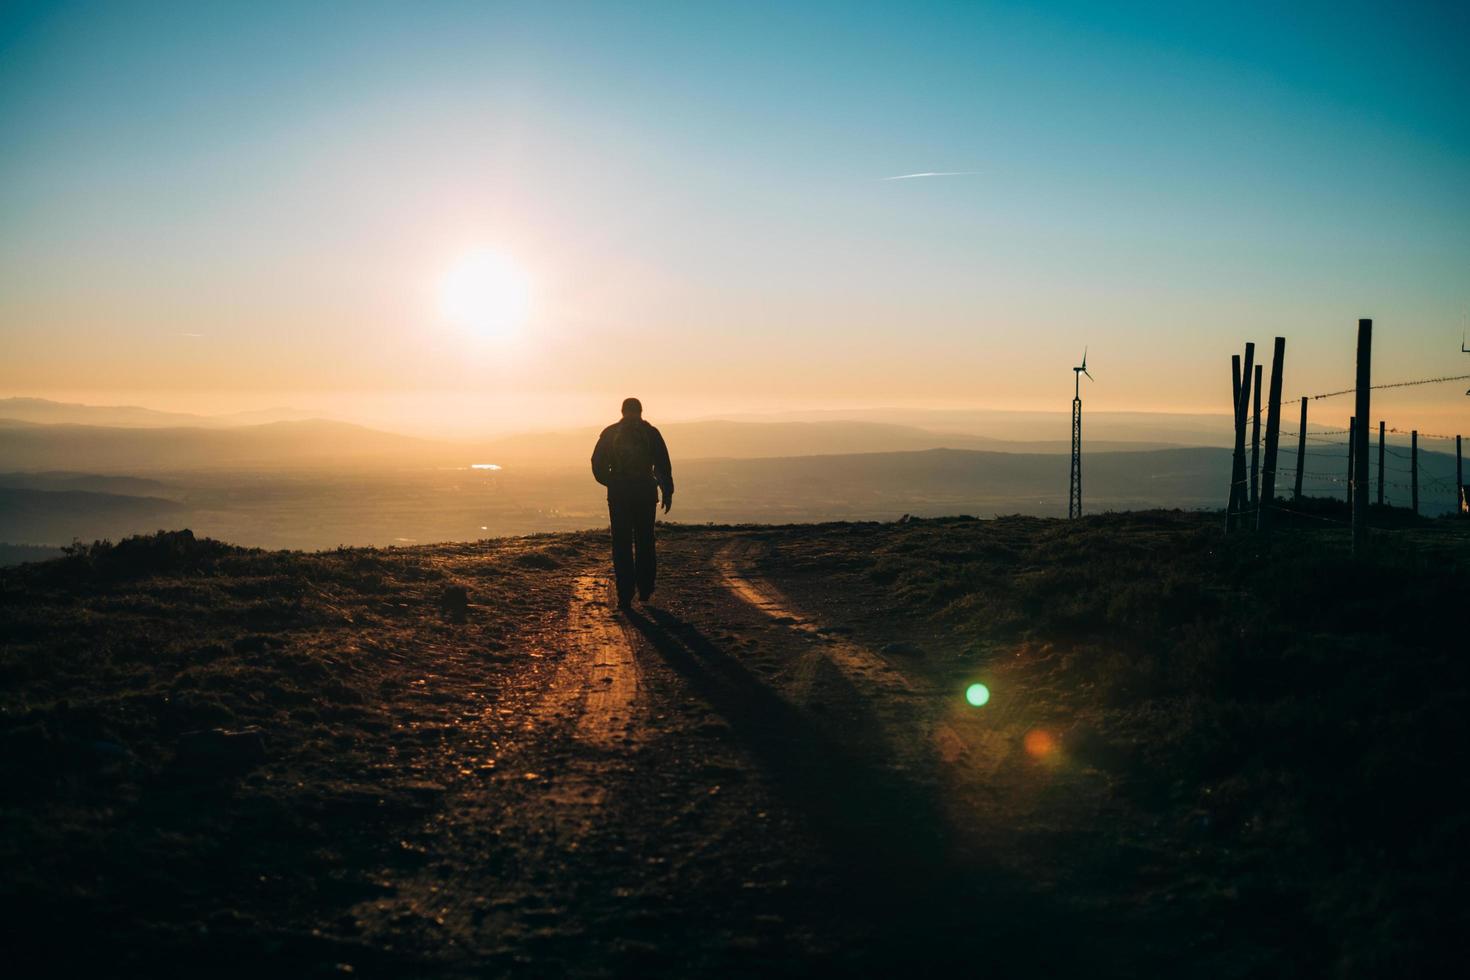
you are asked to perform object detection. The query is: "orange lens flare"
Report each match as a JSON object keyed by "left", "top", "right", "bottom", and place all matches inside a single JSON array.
[{"left": 1023, "top": 728, "right": 1057, "bottom": 759}]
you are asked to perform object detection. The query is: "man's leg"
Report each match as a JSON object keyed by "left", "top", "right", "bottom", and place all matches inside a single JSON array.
[
  {"left": 608, "top": 495, "right": 635, "bottom": 606},
  {"left": 633, "top": 495, "right": 657, "bottom": 601}
]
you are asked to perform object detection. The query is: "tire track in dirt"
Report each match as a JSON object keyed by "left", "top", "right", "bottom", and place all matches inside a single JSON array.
[
  {"left": 563, "top": 573, "right": 643, "bottom": 750},
  {"left": 350, "top": 567, "right": 651, "bottom": 965},
  {"left": 714, "top": 539, "right": 1103, "bottom": 853},
  {"left": 715, "top": 541, "right": 976, "bottom": 770},
  {"left": 522, "top": 571, "right": 646, "bottom": 820}
]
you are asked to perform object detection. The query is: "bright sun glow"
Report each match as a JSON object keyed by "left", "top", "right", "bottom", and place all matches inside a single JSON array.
[{"left": 439, "top": 248, "right": 531, "bottom": 338}]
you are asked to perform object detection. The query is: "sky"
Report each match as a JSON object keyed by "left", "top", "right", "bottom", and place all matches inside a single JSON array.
[{"left": 2, "top": 0, "right": 1468, "bottom": 437}]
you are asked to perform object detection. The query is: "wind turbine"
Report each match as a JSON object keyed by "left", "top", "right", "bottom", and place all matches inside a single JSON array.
[
  {"left": 1069, "top": 348, "right": 1093, "bottom": 519},
  {"left": 1074, "top": 347, "right": 1094, "bottom": 396},
  {"left": 1463, "top": 327, "right": 1468, "bottom": 394}
]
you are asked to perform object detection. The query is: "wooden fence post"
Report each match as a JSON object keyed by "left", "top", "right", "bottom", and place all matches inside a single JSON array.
[
  {"left": 1411, "top": 430, "right": 1419, "bottom": 516},
  {"left": 1377, "top": 420, "right": 1385, "bottom": 506},
  {"left": 1352, "top": 319, "right": 1372, "bottom": 556},
  {"left": 1250, "top": 364, "right": 1263, "bottom": 508},
  {"left": 1257, "top": 337, "right": 1286, "bottom": 531},
  {"left": 1346, "top": 417, "right": 1356, "bottom": 511},
  {"left": 1294, "top": 397, "right": 1307, "bottom": 502},
  {"left": 1232, "top": 355, "right": 1242, "bottom": 424},
  {"left": 1227, "top": 346, "right": 1254, "bottom": 531},
  {"left": 1227, "top": 355, "right": 1241, "bottom": 530}
]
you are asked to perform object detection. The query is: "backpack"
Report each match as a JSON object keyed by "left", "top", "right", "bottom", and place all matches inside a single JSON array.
[{"left": 608, "top": 422, "right": 654, "bottom": 480}]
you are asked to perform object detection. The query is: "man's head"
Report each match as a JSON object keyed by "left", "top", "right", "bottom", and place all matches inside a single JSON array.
[{"left": 620, "top": 397, "right": 643, "bottom": 420}]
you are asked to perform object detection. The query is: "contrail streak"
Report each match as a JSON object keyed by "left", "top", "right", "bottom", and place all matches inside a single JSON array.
[{"left": 881, "top": 170, "right": 981, "bottom": 180}]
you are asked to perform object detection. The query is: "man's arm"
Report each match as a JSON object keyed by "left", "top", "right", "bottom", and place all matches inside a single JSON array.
[
  {"left": 590, "top": 428, "right": 612, "bottom": 486},
  {"left": 651, "top": 426, "right": 673, "bottom": 510}
]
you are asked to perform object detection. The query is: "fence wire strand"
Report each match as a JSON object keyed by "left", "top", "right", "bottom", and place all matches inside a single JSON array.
[{"left": 1286, "top": 373, "right": 1470, "bottom": 402}]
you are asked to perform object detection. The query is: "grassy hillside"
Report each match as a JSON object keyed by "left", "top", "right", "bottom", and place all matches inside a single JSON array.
[
  {"left": 748, "top": 513, "right": 1470, "bottom": 974},
  {"left": 2, "top": 516, "right": 1467, "bottom": 976},
  {"left": 0, "top": 529, "right": 578, "bottom": 976}
]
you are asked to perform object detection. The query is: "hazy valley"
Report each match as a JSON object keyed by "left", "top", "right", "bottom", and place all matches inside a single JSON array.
[{"left": 2, "top": 399, "right": 1462, "bottom": 558}]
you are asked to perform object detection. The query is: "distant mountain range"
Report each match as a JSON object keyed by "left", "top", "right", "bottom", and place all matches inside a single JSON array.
[
  {"left": 477, "top": 419, "right": 1186, "bottom": 466},
  {"left": 0, "top": 398, "right": 329, "bottom": 428},
  {"left": 713, "top": 407, "right": 1242, "bottom": 447},
  {"left": 678, "top": 446, "right": 1237, "bottom": 521},
  {"left": 0, "top": 411, "right": 1186, "bottom": 473},
  {"left": 0, "top": 398, "right": 1243, "bottom": 445},
  {"left": 0, "top": 418, "right": 440, "bottom": 471},
  {"left": 0, "top": 398, "right": 1426, "bottom": 477}
]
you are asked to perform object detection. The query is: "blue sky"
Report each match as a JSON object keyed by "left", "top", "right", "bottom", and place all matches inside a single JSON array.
[{"left": 2, "top": 1, "right": 1467, "bottom": 432}]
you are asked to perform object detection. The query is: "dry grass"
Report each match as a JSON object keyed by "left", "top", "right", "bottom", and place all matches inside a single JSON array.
[{"left": 751, "top": 511, "right": 1470, "bottom": 976}]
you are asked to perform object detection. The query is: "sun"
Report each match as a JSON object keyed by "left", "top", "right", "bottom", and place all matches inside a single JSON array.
[{"left": 439, "top": 248, "right": 531, "bottom": 338}]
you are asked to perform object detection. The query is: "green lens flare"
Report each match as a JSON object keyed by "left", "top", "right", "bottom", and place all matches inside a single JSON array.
[{"left": 965, "top": 683, "right": 990, "bottom": 707}]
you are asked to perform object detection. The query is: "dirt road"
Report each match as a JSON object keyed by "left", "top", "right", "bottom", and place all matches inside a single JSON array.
[{"left": 322, "top": 529, "right": 1129, "bottom": 978}]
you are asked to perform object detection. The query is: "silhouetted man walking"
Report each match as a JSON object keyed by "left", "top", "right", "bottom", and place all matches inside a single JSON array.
[{"left": 591, "top": 397, "right": 673, "bottom": 609}]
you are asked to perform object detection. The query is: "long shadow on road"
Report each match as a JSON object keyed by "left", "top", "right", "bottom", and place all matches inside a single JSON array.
[{"left": 625, "top": 606, "right": 1110, "bottom": 976}]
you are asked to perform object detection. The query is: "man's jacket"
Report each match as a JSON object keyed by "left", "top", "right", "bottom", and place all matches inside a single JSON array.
[{"left": 591, "top": 419, "right": 674, "bottom": 498}]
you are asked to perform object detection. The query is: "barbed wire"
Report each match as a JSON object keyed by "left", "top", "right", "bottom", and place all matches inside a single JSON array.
[
  {"left": 1280, "top": 428, "right": 1354, "bottom": 437},
  {"left": 1379, "top": 426, "right": 1461, "bottom": 440},
  {"left": 1278, "top": 447, "right": 1353, "bottom": 459},
  {"left": 1285, "top": 373, "right": 1470, "bottom": 402},
  {"left": 1280, "top": 428, "right": 1462, "bottom": 445},
  {"left": 1272, "top": 453, "right": 1452, "bottom": 477},
  {"left": 1226, "top": 474, "right": 1462, "bottom": 520},
  {"left": 1224, "top": 363, "right": 1464, "bottom": 526}
]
